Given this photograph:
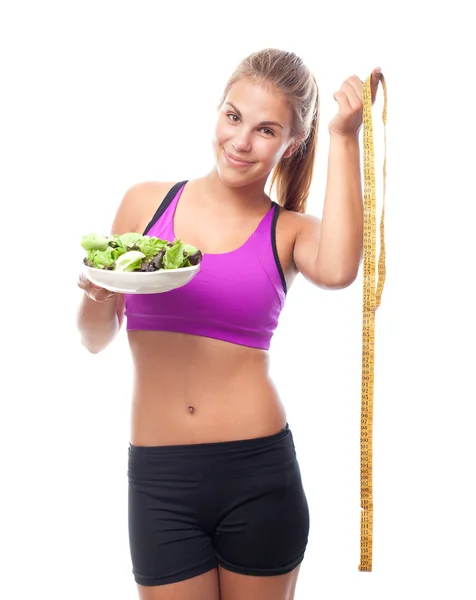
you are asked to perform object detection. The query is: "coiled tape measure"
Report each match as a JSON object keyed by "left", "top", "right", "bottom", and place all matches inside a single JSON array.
[{"left": 358, "top": 72, "right": 387, "bottom": 572}]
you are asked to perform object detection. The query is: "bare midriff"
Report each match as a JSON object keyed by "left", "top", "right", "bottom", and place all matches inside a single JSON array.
[{"left": 127, "top": 330, "right": 287, "bottom": 446}]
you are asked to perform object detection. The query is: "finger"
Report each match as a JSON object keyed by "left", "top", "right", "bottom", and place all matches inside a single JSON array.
[
  {"left": 341, "top": 75, "right": 364, "bottom": 102},
  {"left": 370, "top": 69, "right": 381, "bottom": 87},
  {"left": 341, "top": 80, "right": 363, "bottom": 110},
  {"left": 78, "top": 273, "right": 99, "bottom": 291},
  {"left": 370, "top": 67, "right": 382, "bottom": 101},
  {"left": 78, "top": 273, "right": 90, "bottom": 289},
  {"left": 333, "top": 90, "right": 352, "bottom": 112},
  {"left": 346, "top": 74, "right": 364, "bottom": 88}
]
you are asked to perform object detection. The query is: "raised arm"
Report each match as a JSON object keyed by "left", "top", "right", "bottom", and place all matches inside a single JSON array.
[{"left": 293, "top": 68, "right": 381, "bottom": 289}]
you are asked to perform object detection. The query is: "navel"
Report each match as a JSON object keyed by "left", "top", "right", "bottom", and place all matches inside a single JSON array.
[{"left": 188, "top": 405, "right": 195, "bottom": 414}]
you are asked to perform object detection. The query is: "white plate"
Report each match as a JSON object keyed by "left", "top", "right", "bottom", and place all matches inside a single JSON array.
[{"left": 83, "top": 263, "right": 200, "bottom": 294}]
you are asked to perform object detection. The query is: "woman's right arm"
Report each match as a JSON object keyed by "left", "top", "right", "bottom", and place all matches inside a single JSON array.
[
  {"left": 76, "top": 280, "right": 124, "bottom": 354},
  {"left": 76, "top": 184, "right": 142, "bottom": 354}
]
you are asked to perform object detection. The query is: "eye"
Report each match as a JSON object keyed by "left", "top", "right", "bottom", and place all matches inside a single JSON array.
[
  {"left": 226, "top": 113, "right": 275, "bottom": 137},
  {"left": 260, "top": 128, "right": 275, "bottom": 136}
]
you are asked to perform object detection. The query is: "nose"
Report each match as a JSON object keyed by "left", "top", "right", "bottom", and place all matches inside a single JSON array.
[{"left": 232, "top": 134, "right": 252, "bottom": 153}]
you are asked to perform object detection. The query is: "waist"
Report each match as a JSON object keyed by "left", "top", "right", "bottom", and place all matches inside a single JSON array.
[{"left": 128, "top": 331, "right": 286, "bottom": 445}]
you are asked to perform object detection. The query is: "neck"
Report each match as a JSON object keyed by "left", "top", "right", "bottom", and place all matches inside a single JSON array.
[{"left": 201, "top": 167, "right": 271, "bottom": 214}]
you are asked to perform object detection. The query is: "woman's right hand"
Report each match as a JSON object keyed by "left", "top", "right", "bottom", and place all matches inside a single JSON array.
[{"left": 78, "top": 273, "right": 117, "bottom": 303}]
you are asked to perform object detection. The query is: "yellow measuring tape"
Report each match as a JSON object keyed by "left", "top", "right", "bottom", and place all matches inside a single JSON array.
[{"left": 358, "top": 72, "right": 387, "bottom": 572}]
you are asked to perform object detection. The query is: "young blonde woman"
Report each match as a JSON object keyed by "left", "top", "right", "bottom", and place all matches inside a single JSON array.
[{"left": 78, "top": 48, "right": 380, "bottom": 600}]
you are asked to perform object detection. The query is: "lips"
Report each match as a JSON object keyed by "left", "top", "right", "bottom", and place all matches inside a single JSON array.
[{"left": 224, "top": 149, "right": 255, "bottom": 167}]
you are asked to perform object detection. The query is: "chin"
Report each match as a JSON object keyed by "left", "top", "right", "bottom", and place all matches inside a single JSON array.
[
  {"left": 212, "top": 172, "right": 242, "bottom": 189},
  {"left": 216, "top": 166, "right": 261, "bottom": 189}
]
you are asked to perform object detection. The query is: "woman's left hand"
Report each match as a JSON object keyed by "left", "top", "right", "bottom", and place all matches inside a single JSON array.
[{"left": 328, "top": 67, "right": 382, "bottom": 137}]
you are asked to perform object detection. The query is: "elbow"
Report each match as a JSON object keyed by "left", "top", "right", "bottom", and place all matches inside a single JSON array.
[
  {"left": 310, "top": 267, "right": 359, "bottom": 290},
  {"left": 77, "top": 315, "right": 121, "bottom": 355},
  {"left": 311, "top": 253, "right": 361, "bottom": 289},
  {"left": 79, "top": 328, "right": 114, "bottom": 354},
  {"left": 321, "top": 274, "right": 358, "bottom": 289},
  {"left": 334, "top": 267, "right": 359, "bottom": 288},
  {"left": 80, "top": 337, "right": 106, "bottom": 354},
  {"left": 77, "top": 322, "right": 102, "bottom": 354},
  {"left": 86, "top": 344, "right": 103, "bottom": 355}
]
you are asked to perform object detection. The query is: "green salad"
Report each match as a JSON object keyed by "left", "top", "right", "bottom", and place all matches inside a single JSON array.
[{"left": 81, "top": 232, "right": 203, "bottom": 272}]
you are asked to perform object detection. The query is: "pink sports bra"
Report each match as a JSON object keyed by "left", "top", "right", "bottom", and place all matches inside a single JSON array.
[{"left": 124, "top": 181, "right": 287, "bottom": 350}]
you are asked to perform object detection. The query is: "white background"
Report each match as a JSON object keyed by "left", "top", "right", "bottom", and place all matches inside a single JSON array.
[{"left": 1, "top": 1, "right": 475, "bottom": 599}]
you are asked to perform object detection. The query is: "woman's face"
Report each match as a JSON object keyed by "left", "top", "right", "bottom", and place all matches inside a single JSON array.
[{"left": 212, "top": 77, "right": 296, "bottom": 188}]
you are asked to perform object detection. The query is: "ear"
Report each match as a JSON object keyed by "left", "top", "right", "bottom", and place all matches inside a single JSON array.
[{"left": 283, "top": 135, "right": 305, "bottom": 159}]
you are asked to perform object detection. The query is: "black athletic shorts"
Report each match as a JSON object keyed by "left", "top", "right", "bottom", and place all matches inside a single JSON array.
[{"left": 127, "top": 424, "right": 310, "bottom": 586}]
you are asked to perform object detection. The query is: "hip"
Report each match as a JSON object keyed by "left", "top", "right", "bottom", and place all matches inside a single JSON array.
[
  {"left": 128, "top": 423, "right": 296, "bottom": 479},
  {"left": 127, "top": 424, "right": 308, "bottom": 528},
  {"left": 127, "top": 423, "right": 310, "bottom": 582}
]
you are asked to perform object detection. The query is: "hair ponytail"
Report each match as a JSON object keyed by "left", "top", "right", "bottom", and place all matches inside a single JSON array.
[{"left": 270, "top": 95, "right": 319, "bottom": 214}]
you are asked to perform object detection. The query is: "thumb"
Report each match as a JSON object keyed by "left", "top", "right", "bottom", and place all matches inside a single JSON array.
[
  {"left": 370, "top": 67, "right": 382, "bottom": 101},
  {"left": 78, "top": 272, "right": 90, "bottom": 289}
]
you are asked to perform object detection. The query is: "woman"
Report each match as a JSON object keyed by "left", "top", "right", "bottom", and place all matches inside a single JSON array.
[{"left": 77, "top": 48, "right": 381, "bottom": 600}]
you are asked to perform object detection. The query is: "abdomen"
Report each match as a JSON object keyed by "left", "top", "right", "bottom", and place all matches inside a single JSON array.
[{"left": 127, "top": 330, "right": 287, "bottom": 446}]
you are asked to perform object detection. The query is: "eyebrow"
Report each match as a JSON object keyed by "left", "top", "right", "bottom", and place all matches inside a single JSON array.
[{"left": 225, "top": 102, "right": 284, "bottom": 129}]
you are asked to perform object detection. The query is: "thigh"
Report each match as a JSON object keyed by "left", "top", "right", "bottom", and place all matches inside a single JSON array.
[
  {"left": 218, "top": 564, "right": 301, "bottom": 600},
  {"left": 128, "top": 448, "right": 218, "bottom": 587},
  {"left": 214, "top": 459, "right": 310, "bottom": 575},
  {"left": 137, "top": 568, "right": 220, "bottom": 600}
]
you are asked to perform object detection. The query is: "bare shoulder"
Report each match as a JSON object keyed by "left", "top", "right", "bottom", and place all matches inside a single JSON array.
[
  {"left": 275, "top": 204, "right": 321, "bottom": 247},
  {"left": 111, "top": 180, "right": 177, "bottom": 235},
  {"left": 273, "top": 204, "right": 322, "bottom": 282}
]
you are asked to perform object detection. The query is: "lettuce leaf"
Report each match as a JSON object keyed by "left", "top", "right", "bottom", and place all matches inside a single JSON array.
[
  {"left": 81, "top": 231, "right": 202, "bottom": 271},
  {"left": 114, "top": 250, "right": 146, "bottom": 272},
  {"left": 136, "top": 236, "right": 169, "bottom": 260},
  {"left": 119, "top": 232, "right": 143, "bottom": 249},
  {"left": 162, "top": 240, "right": 185, "bottom": 269},
  {"left": 87, "top": 246, "right": 116, "bottom": 269},
  {"left": 81, "top": 233, "right": 109, "bottom": 252}
]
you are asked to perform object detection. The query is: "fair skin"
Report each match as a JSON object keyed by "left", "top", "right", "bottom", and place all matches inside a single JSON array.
[{"left": 77, "top": 67, "right": 381, "bottom": 600}]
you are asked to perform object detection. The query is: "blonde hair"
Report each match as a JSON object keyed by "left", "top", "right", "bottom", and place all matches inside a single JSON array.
[{"left": 219, "top": 48, "right": 319, "bottom": 214}]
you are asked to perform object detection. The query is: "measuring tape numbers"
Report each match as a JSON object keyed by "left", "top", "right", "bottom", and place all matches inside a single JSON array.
[{"left": 358, "top": 72, "right": 388, "bottom": 572}]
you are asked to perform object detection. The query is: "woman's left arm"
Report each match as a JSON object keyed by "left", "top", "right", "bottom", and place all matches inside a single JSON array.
[{"left": 293, "top": 68, "right": 381, "bottom": 289}]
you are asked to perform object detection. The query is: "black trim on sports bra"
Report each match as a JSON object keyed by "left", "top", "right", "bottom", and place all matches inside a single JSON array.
[
  {"left": 271, "top": 202, "right": 288, "bottom": 295},
  {"left": 142, "top": 180, "right": 189, "bottom": 235}
]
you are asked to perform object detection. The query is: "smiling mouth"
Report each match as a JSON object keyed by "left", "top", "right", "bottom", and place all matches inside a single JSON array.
[{"left": 223, "top": 149, "right": 256, "bottom": 167}]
